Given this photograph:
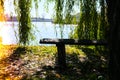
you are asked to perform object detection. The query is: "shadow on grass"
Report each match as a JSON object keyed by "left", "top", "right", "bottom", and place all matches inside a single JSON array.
[
  {"left": 28, "top": 53, "right": 83, "bottom": 80},
  {"left": 80, "top": 47, "right": 108, "bottom": 79},
  {"left": 0, "top": 47, "right": 26, "bottom": 79},
  {"left": 27, "top": 47, "right": 108, "bottom": 80},
  {"left": 5, "top": 47, "right": 28, "bottom": 60},
  {"left": 1, "top": 46, "right": 108, "bottom": 80}
]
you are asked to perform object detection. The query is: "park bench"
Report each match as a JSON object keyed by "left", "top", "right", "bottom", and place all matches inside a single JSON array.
[{"left": 40, "top": 38, "right": 108, "bottom": 71}]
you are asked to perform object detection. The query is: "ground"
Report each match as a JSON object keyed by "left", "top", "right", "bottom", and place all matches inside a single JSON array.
[{"left": 0, "top": 44, "right": 108, "bottom": 80}]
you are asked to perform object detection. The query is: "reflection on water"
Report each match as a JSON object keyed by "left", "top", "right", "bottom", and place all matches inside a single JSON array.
[{"left": 0, "top": 22, "right": 75, "bottom": 45}]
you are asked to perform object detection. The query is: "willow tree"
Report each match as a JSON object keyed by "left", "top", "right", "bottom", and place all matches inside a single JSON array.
[
  {"left": 1, "top": 0, "right": 107, "bottom": 45},
  {"left": 0, "top": 0, "right": 38, "bottom": 45},
  {"left": 47, "top": 0, "right": 108, "bottom": 43},
  {"left": 14, "top": 0, "right": 39, "bottom": 45},
  {"left": 55, "top": 0, "right": 64, "bottom": 38},
  {"left": 52, "top": 0, "right": 76, "bottom": 38},
  {"left": 75, "top": 0, "right": 97, "bottom": 39},
  {"left": 73, "top": 0, "right": 107, "bottom": 40},
  {"left": 99, "top": 0, "right": 108, "bottom": 40},
  {"left": 46, "top": 0, "right": 76, "bottom": 38}
]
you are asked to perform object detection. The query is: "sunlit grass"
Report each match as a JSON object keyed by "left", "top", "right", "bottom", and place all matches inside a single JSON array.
[
  {"left": 0, "top": 44, "right": 86, "bottom": 62},
  {"left": 66, "top": 45, "right": 86, "bottom": 57},
  {"left": 26, "top": 45, "right": 86, "bottom": 58},
  {"left": 0, "top": 44, "right": 17, "bottom": 60}
]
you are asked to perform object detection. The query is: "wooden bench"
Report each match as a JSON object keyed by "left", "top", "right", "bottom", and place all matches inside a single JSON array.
[{"left": 40, "top": 38, "right": 108, "bottom": 70}]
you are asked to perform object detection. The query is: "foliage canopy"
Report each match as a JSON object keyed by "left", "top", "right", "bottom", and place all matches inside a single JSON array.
[{"left": 0, "top": 0, "right": 108, "bottom": 45}]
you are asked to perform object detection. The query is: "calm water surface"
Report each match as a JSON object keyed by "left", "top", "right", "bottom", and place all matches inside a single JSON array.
[{"left": 0, "top": 22, "right": 75, "bottom": 45}]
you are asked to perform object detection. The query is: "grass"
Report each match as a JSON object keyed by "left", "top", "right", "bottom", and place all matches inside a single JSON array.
[{"left": 0, "top": 44, "right": 108, "bottom": 80}]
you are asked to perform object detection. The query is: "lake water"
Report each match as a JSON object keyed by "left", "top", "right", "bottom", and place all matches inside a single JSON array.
[{"left": 0, "top": 22, "right": 76, "bottom": 45}]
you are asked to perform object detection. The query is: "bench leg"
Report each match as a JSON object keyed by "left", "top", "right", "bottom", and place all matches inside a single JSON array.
[{"left": 56, "top": 43, "right": 66, "bottom": 71}]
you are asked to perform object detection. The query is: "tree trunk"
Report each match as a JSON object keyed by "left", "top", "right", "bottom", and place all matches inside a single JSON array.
[{"left": 106, "top": 0, "right": 120, "bottom": 79}]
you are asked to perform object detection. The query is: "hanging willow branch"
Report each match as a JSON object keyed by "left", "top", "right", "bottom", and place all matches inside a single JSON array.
[
  {"left": 53, "top": 0, "right": 76, "bottom": 38},
  {"left": 14, "top": 0, "right": 40, "bottom": 46},
  {"left": 54, "top": 0, "right": 64, "bottom": 24},
  {"left": 75, "top": 0, "right": 101, "bottom": 40},
  {"left": 65, "top": 0, "right": 75, "bottom": 24},
  {"left": 18, "top": 0, "right": 32, "bottom": 45},
  {"left": 13, "top": 0, "right": 107, "bottom": 45},
  {"left": 99, "top": 0, "right": 108, "bottom": 39},
  {"left": 55, "top": 0, "right": 64, "bottom": 38}
]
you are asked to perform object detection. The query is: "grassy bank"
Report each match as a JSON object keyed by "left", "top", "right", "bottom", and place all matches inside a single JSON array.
[{"left": 0, "top": 44, "right": 108, "bottom": 80}]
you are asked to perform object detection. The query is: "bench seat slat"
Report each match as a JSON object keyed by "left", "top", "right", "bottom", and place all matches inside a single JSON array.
[{"left": 40, "top": 38, "right": 107, "bottom": 45}]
